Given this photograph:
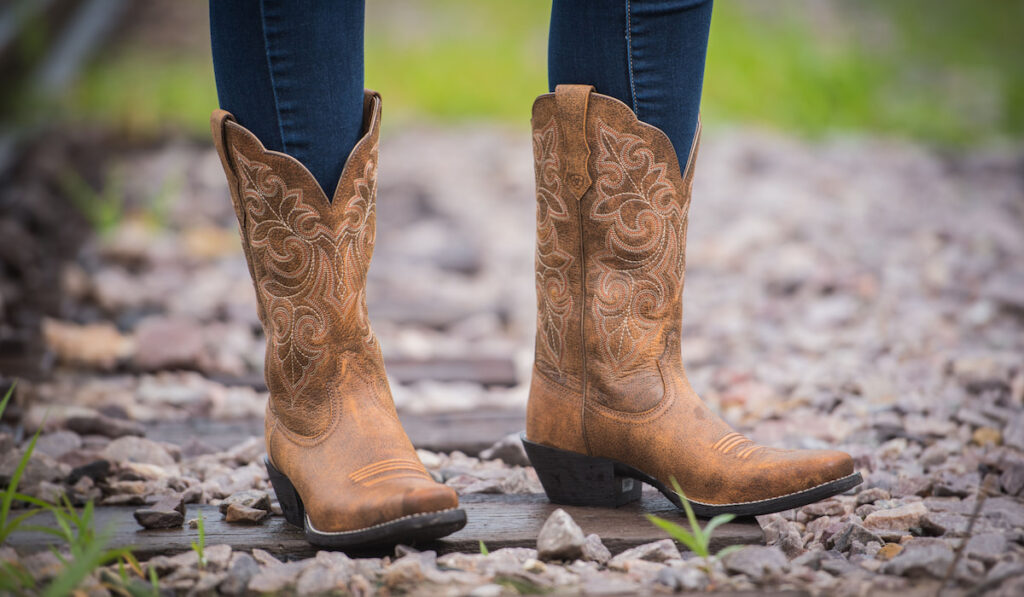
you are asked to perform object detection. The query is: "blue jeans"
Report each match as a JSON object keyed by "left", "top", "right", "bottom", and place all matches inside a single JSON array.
[
  {"left": 209, "top": 0, "right": 365, "bottom": 195},
  {"left": 549, "top": 0, "right": 712, "bottom": 162},
  {"left": 210, "top": 0, "right": 711, "bottom": 195}
]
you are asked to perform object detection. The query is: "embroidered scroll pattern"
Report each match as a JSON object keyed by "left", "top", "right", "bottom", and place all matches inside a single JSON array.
[
  {"left": 233, "top": 145, "right": 378, "bottom": 396},
  {"left": 533, "top": 118, "right": 574, "bottom": 368},
  {"left": 590, "top": 119, "right": 682, "bottom": 369}
]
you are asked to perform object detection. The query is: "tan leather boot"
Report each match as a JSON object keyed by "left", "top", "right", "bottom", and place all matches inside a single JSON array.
[
  {"left": 522, "top": 85, "right": 862, "bottom": 516},
  {"left": 210, "top": 91, "right": 465, "bottom": 547}
]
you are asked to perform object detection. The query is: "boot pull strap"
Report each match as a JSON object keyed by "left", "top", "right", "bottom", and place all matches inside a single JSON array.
[
  {"left": 210, "top": 110, "right": 247, "bottom": 227},
  {"left": 210, "top": 110, "right": 239, "bottom": 189},
  {"left": 555, "top": 84, "right": 594, "bottom": 201}
]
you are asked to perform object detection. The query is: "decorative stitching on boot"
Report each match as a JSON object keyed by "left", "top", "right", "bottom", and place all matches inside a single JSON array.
[
  {"left": 589, "top": 118, "right": 682, "bottom": 370},
  {"left": 305, "top": 507, "right": 459, "bottom": 536},
  {"left": 349, "top": 458, "right": 429, "bottom": 485},
  {"left": 534, "top": 118, "right": 575, "bottom": 372},
  {"left": 231, "top": 144, "right": 378, "bottom": 398}
]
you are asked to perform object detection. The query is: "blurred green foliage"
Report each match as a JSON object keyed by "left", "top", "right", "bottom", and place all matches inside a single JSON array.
[{"left": 28, "top": 0, "right": 1024, "bottom": 143}]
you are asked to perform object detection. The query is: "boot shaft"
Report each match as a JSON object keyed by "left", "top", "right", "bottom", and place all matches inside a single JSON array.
[
  {"left": 210, "top": 91, "right": 389, "bottom": 437},
  {"left": 531, "top": 85, "right": 701, "bottom": 413}
]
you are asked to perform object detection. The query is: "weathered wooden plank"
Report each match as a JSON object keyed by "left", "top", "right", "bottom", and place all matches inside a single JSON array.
[
  {"left": 5, "top": 493, "right": 762, "bottom": 560},
  {"left": 209, "top": 355, "right": 519, "bottom": 389},
  {"left": 145, "top": 410, "right": 527, "bottom": 456}
]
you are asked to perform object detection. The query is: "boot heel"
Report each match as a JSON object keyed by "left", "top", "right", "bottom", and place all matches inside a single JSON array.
[
  {"left": 521, "top": 434, "right": 642, "bottom": 507},
  {"left": 265, "top": 458, "right": 305, "bottom": 528}
]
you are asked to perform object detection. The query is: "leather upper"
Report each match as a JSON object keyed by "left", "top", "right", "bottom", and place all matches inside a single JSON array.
[
  {"left": 527, "top": 85, "right": 854, "bottom": 506},
  {"left": 211, "top": 91, "right": 458, "bottom": 532}
]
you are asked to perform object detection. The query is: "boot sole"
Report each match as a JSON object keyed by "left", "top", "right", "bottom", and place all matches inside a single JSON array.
[
  {"left": 521, "top": 434, "right": 863, "bottom": 517},
  {"left": 265, "top": 458, "right": 467, "bottom": 548}
]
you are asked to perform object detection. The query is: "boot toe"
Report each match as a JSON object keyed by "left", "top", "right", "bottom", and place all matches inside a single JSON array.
[
  {"left": 399, "top": 482, "right": 460, "bottom": 516},
  {"left": 776, "top": 448, "right": 855, "bottom": 496}
]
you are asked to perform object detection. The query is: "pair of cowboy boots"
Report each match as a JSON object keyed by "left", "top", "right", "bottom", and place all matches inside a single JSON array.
[{"left": 210, "top": 86, "right": 861, "bottom": 548}]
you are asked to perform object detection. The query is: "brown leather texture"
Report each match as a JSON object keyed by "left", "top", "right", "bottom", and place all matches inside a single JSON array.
[
  {"left": 527, "top": 85, "right": 854, "bottom": 506},
  {"left": 211, "top": 91, "right": 458, "bottom": 532}
]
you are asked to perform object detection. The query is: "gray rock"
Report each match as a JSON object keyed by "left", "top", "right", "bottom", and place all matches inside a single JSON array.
[
  {"left": 133, "top": 494, "right": 184, "bottom": 529},
  {"left": 219, "top": 489, "right": 271, "bottom": 514},
  {"left": 855, "top": 504, "right": 880, "bottom": 520},
  {"left": 828, "top": 523, "right": 883, "bottom": 553},
  {"left": 760, "top": 514, "right": 806, "bottom": 558},
  {"left": 382, "top": 551, "right": 441, "bottom": 586},
  {"left": 884, "top": 540, "right": 962, "bottom": 577},
  {"left": 296, "top": 564, "right": 344, "bottom": 596},
  {"left": 581, "top": 533, "right": 611, "bottom": 564},
  {"left": 1004, "top": 412, "right": 1024, "bottom": 451},
  {"left": 314, "top": 550, "right": 355, "bottom": 577},
  {"left": 964, "top": 533, "right": 1007, "bottom": 565},
  {"left": 251, "top": 548, "right": 283, "bottom": 567},
  {"left": 0, "top": 449, "right": 68, "bottom": 488},
  {"left": 855, "top": 487, "right": 891, "bottom": 505},
  {"left": 219, "top": 552, "right": 259, "bottom": 596},
  {"left": 66, "top": 459, "right": 111, "bottom": 484},
  {"left": 478, "top": 432, "right": 530, "bottom": 467},
  {"left": 932, "top": 472, "right": 981, "bottom": 498},
  {"left": 862, "top": 501, "right": 928, "bottom": 540},
  {"left": 224, "top": 503, "right": 269, "bottom": 524},
  {"left": 103, "top": 436, "right": 175, "bottom": 466},
  {"left": 21, "top": 550, "right": 63, "bottom": 582},
  {"left": 820, "top": 551, "right": 862, "bottom": 576},
  {"left": 801, "top": 498, "right": 845, "bottom": 518},
  {"left": 66, "top": 413, "right": 145, "bottom": 438},
  {"left": 881, "top": 540, "right": 953, "bottom": 578},
  {"left": 248, "top": 560, "right": 308, "bottom": 593},
  {"left": 985, "top": 496, "right": 1024, "bottom": 528},
  {"left": 986, "top": 560, "right": 1024, "bottom": 589},
  {"left": 656, "top": 564, "right": 709, "bottom": 591},
  {"left": 536, "top": 508, "right": 586, "bottom": 561},
  {"left": 891, "top": 476, "right": 933, "bottom": 498},
  {"left": 190, "top": 571, "right": 226, "bottom": 594},
  {"left": 468, "top": 584, "right": 505, "bottom": 597},
  {"left": 608, "top": 539, "right": 681, "bottom": 570},
  {"left": 1000, "top": 462, "right": 1024, "bottom": 496},
  {"left": 722, "top": 546, "right": 789, "bottom": 582},
  {"left": 920, "top": 511, "right": 971, "bottom": 536},
  {"left": 132, "top": 316, "right": 206, "bottom": 371},
  {"left": 34, "top": 431, "right": 82, "bottom": 459}
]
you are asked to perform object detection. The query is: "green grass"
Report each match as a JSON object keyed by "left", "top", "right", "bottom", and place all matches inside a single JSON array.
[
  {"left": 191, "top": 509, "right": 206, "bottom": 569},
  {"left": 645, "top": 478, "right": 742, "bottom": 571},
  {"left": 17, "top": 0, "right": 1024, "bottom": 144},
  {"left": 0, "top": 383, "right": 152, "bottom": 595},
  {"left": 61, "top": 51, "right": 220, "bottom": 139},
  {"left": 703, "top": 0, "right": 1024, "bottom": 144}
]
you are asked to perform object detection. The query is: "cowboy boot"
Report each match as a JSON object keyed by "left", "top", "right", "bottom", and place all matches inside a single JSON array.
[
  {"left": 210, "top": 91, "right": 466, "bottom": 547},
  {"left": 522, "top": 85, "right": 862, "bottom": 516}
]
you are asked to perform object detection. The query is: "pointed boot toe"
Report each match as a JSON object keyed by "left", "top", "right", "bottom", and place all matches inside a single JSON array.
[
  {"left": 400, "top": 482, "right": 460, "bottom": 517},
  {"left": 801, "top": 449, "right": 856, "bottom": 485}
]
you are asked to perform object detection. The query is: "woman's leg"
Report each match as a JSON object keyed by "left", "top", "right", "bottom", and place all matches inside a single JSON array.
[
  {"left": 548, "top": 0, "right": 713, "bottom": 160},
  {"left": 209, "top": 0, "right": 365, "bottom": 195},
  {"left": 529, "top": 1, "right": 861, "bottom": 517}
]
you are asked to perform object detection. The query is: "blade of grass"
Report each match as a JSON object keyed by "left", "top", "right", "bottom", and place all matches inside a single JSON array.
[
  {"left": 645, "top": 514, "right": 702, "bottom": 554},
  {"left": 703, "top": 513, "right": 736, "bottom": 539},
  {"left": 669, "top": 478, "right": 707, "bottom": 557}
]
